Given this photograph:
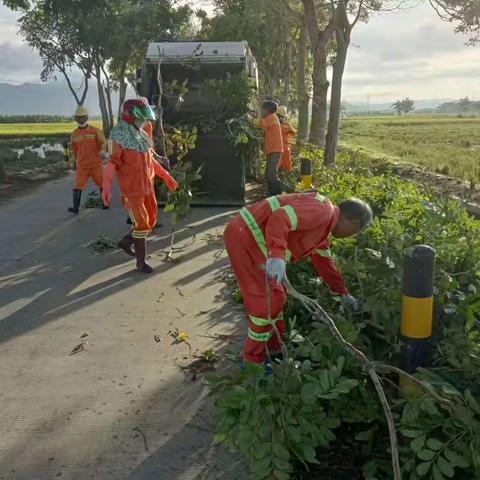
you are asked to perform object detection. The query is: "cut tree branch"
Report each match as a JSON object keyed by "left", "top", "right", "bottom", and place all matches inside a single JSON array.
[{"left": 284, "top": 277, "right": 457, "bottom": 480}]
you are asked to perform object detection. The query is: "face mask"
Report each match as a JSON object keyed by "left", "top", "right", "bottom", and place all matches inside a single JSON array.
[
  {"left": 78, "top": 121, "right": 88, "bottom": 128},
  {"left": 133, "top": 118, "right": 146, "bottom": 129}
]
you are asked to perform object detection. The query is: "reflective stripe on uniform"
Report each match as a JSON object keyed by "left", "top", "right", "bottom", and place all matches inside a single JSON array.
[
  {"left": 282, "top": 205, "right": 297, "bottom": 230},
  {"left": 315, "top": 248, "right": 332, "bottom": 257},
  {"left": 240, "top": 196, "right": 295, "bottom": 262},
  {"left": 239, "top": 208, "right": 268, "bottom": 257},
  {"left": 249, "top": 315, "right": 274, "bottom": 327},
  {"left": 248, "top": 328, "right": 272, "bottom": 342},
  {"left": 266, "top": 196, "right": 281, "bottom": 211},
  {"left": 316, "top": 194, "right": 326, "bottom": 202}
]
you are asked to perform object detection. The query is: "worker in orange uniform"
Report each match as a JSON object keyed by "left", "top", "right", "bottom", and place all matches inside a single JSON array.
[
  {"left": 252, "top": 100, "right": 286, "bottom": 196},
  {"left": 124, "top": 120, "right": 168, "bottom": 229},
  {"left": 276, "top": 105, "right": 296, "bottom": 171},
  {"left": 68, "top": 106, "right": 107, "bottom": 214},
  {"left": 102, "top": 98, "right": 178, "bottom": 273},
  {"left": 224, "top": 193, "right": 372, "bottom": 366}
]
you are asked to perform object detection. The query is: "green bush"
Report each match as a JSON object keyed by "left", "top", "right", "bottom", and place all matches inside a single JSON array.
[{"left": 210, "top": 148, "right": 480, "bottom": 479}]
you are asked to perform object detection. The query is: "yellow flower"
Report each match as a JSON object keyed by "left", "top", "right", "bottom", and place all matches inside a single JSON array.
[{"left": 178, "top": 331, "right": 189, "bottom": 342}]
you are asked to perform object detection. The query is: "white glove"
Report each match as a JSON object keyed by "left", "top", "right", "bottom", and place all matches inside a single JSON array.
[
  {"left": 342, "top": 294, "right": 359, "bottom": 313},
  {"left": 265, "top": 258, "right": 286, "bottom": 285}
]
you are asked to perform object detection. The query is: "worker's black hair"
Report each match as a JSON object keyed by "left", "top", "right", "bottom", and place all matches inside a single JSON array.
[
  {"left": 338, "top": 198, "right": 373, "bottom": 229},
  {"left": 261, "top": 100, "right": 278, "bottom": 114}
]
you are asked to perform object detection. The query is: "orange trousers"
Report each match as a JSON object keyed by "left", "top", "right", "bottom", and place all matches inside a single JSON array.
[
  {"left": 123, "top": 193, "right": 158, "bottom": 239},
  {"left": 75, "top": 163, "right": 103, "bottom": 190},
  {"left": 279, "top": 147, "right": 292, "bottom": 171},
  {"left": 224, "top": 215, "right": 286, "bottom": 363}
]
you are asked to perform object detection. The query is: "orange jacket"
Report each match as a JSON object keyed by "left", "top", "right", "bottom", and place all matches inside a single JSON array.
[
  {"left": 244, "top": 193, "right": 347, "bottom": 295},
  {"left": 109, "top": 142, "right": 156, "bottom": 198},
  {"left": 255, "top": 113, "right": 284, "bottom": 155},
  {"left": 71, "top": 125, "right": 105, "bottom": 167},
  {"left": 280, "top": 122, "right": 296, "bottom": 150}
]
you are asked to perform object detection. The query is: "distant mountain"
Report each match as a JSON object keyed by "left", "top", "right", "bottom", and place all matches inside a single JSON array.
[
  {"left": 0, "top": 81, "right": 134, "bottom": 116},
  {"left": 343, "top": 99, "right": 453, "bottom": 114}
]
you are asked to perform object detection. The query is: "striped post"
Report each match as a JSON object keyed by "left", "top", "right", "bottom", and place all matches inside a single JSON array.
[
  {"left": 63, "top": 142, "right": 70, "bottom": 164},
  {"left": 299, "top": 158, "right": 313, "bottom": 191},
  {"left": 400, "top": 245, "right": 435, "bottom": 392}
]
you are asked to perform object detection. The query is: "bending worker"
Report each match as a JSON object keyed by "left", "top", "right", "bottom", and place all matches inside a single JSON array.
[
  {"left": 251, "top": 100, "right": 286, "bottom": 196},
  {"left": 224, "top": 193, "right": 373, "bottom": 365},
  {"left": 102, "top": 98, "right": 178, "bottom": 274},
  {"left": 68, "top": 106, "right": 107, "bottom": 214}
]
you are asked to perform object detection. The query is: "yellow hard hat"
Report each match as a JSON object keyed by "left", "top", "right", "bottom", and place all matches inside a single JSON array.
[
  {"left": 74, "top": 106, "right": 89, "bottom": 117},
  {"left": 276, "top": 105, "right": 287, "bottom": 117}
]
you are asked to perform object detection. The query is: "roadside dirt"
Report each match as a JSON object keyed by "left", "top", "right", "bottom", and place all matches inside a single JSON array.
[{"left": 388, "top": 161, "right": 480, "bottom": 218}]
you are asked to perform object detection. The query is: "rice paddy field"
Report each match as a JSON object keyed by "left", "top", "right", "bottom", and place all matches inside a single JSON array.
[{"left": 340, "top": 115, "right": 480, "bottom": 181}]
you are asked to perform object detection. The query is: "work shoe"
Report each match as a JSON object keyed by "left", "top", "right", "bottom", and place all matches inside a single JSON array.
[
  {"left": 68, "top": 189, "right": 82, "bottom": 214},
  {"left": 117, "top": 233, "right": 135, "bottom": 257},
  {"left": 133, "top": 237, "right": 154, "bottom": 274}
]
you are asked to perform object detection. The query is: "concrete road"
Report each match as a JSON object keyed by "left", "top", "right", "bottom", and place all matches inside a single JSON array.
[{"left": 0, "top": 175, "right": 248, "bottom": 479}]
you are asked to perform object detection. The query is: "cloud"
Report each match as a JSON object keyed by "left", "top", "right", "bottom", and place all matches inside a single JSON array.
[
  {"left": 0, "top": 42, "right": 43, "bottom": 83},
  {"left": 342, "top": 3, "right": 480, "bottom": 101}
]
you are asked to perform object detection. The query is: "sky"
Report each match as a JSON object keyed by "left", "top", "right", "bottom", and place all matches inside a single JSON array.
[{"left": 0, "top": 1, "right": 478, "bottom": 104}]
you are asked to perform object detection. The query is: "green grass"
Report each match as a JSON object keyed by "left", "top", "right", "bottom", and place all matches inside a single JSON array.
[
  {"left": 0, "top": 121, "right": 103, "bottom": 138},
  {"left": 340, "top": 115, "right": 480, "bottom": 180}
]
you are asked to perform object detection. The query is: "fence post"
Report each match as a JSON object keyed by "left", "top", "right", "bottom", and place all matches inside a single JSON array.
[
  {"left": 299, "top": 158, "right": 313, "bottom": 191},
  {"left": 400, "top": 245, "right": 435, "bottom": 393}
]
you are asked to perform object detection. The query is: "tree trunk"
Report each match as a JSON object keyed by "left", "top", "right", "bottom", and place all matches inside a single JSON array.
[
  {"left": 309, "top": 44, "right": 329, "bottom": 146},
  {"left": 280, "top": 46, "right": 292, "bottom": 107},
  {"left": 296, "top": 15, "right": 309, "bottom": 146},
  {"left": 104, "top": 82, "right": 114, "bottom": 130},
  {"left": 301, "top": 0, "right": 333, "bottom": 147},
  {"left": 118, "top": 67, "right": 127, "bottom": 121},
  {"left": 95, "top": 63, "right": 111, "bottom": 138}
]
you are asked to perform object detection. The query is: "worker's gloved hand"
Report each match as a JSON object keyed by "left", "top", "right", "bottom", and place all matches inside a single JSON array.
[
  {"left": 342, "top": 294, "right": 359, "bottom": 313},
  {"left": 153, "top": 160, "right": 178, "bottom": 191},
  {"left": 163, "top": 174, "right": 178, "bottom": 192},
  {"left": 266, "top": 258, "right": 286, "bottom": 285},
  {"left": 102, "top": 162, "right": 116, "bottom": 206}
]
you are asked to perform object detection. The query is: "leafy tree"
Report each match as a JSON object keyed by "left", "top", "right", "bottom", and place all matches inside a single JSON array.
[
  {"left": 15, "top": 0, "right": 192, "bottom": 135},
  {"left": 391, "top": 100, "right": 403, "bottom": 116},
  {"left": 402, "top": 97, "right": 415, "bottom": 114},
  {"left": 198, "top": 0, "right": 301, "bottom": 103},
  {"left": 390, "top": 97, "right": 415, "bottom": 115},
  {"left": 19, "top": 5, "right": 93, "bottom": 108},
  {"left": 430, "top": 0, "right": 480, "bottom": 44}
]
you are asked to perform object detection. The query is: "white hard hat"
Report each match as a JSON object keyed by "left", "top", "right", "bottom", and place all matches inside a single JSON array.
[
  {"left": 276, "top": 105, "right": 287, "bottom": 117},
  {"left": 74, "top": 106, "right": 89, "bottom": 117}
]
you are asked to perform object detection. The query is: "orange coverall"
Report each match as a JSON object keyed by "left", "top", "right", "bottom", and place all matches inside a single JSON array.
[
  {"left": 71, "top": 125, "right": 105, "bottom": 190},
  {"left": 279, "top": 122, "right": 296, "bottom": 171},
  {"left": 108, "top": 136, "right": 160, "bottom": 239},
  {"left": 224, "top": 193, "right": 348, "bottom": 363},
  {"left": 256, "top": 113, "right": 284, "bottom": 156}
]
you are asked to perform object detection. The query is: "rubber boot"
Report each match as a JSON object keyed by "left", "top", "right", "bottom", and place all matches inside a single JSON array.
[
  {"left": 100, "top": 189, "right": 109, "bottom": 209},
  {"left": 117, "top": 233, "right": 135, "bottom": 257},
  {"left": 133, "top": 237, "right": 154, "bottom": 273},
  {"left": 68, "top": 189, "right": 82, "bottom": 214}
]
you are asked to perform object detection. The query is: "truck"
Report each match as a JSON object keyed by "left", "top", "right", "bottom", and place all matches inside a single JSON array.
[{"left": 136, "top": 41, "right": 259, "bottom": 206}]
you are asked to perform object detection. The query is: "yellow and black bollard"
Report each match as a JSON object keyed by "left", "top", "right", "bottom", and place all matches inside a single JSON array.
[
  {"left": 63, "top": 142, "right": 70, "bottom": 165},
  {"left": 299, "top": 158, "right": 314, "bottom": 191},
  {"left": 400, "top": 245, "right": 435, "bottom": 393}
]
